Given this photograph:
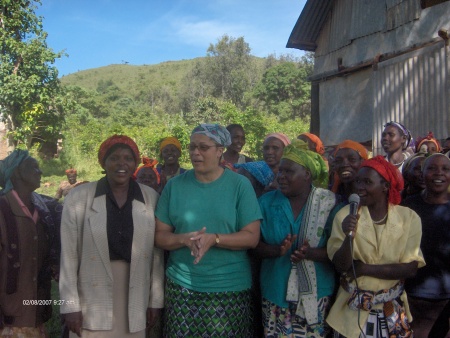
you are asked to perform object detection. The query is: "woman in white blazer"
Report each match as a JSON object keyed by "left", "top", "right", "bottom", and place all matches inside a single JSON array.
[{"left": 59, "top": 135, "right": 164, "bottom": 338}]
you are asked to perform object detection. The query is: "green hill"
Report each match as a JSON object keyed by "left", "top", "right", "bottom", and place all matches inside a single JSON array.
[{"left": 60, "top": 58, "right": 201, "bottom": 94}]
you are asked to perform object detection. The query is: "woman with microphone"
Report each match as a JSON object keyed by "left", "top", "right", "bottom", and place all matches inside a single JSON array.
[{"left": 326, "top": 156, "right": 425, "bottom": 338}]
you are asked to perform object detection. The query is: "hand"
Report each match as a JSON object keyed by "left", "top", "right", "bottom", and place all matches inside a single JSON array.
[
  {"left": 146, "top": 308, "right": 161, "bottom": 328},
  {"left": 279, "top": 234, "right": 297, "bottom": 257},
  {"left": 291, "top": 239, "right": 310, "bottom": 263},
  {"left": 64, "top": 311, "right": 83, "bottom": 337},
  {"left": 190, "top": 230, "right": 216, "bottom": 264},
  {"left": 182, "top": 227, "right": 207, "bottom": 258},
  {"left": 342, "top": 214, "right": 359, "bottom": 238},
  {"left": 346, "top": 260, "right": 366, "bottom": 281}
]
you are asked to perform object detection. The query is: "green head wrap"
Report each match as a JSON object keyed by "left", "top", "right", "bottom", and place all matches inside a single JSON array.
[
  {"left": 282, "top": 139, "right": 329, "bottom": 188},
  {"left": 0, "top": 149, "right": 31, "bottom": 194}
]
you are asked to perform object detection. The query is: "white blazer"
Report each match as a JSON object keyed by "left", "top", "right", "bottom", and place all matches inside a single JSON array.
[{"left": 59, "top": 181, "right": 164, "bottom": 332}]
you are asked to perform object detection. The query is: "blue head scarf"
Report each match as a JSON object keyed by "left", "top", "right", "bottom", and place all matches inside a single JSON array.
[{"left": 234, "top": 161, "right": 274, "bottom": 186}]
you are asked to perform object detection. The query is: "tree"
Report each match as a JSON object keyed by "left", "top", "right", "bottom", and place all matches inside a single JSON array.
[
  {"left": 0, "top": 0, "right": 67, "bottom": 151},
  {"left": 254, "top": 54, "right": 314, "bottom": 122},
  {"left": 205, "top": 35, "right": 257, "bottom": 108}
]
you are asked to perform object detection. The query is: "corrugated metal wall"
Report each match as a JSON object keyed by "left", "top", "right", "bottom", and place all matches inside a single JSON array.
[
  {"left": 372, "top": 42, "right": 449, "bottom": 155},
  {"left": 326, "top": 0, "right": 353, "bottom": 53},
  {"left": 350, "top": 0, "right": 385, "bottom": 39}
]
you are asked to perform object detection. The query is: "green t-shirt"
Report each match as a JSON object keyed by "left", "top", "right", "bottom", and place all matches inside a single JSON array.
[{"left": 155, "top": 169, "right": 262, "bottom": 292}]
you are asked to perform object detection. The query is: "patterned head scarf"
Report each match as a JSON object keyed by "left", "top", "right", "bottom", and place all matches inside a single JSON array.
[
  {"left": 415, "top": 131, "right": 441, "bottom": 153},
  {"left": 383, "top": 121, "right": 415, "bottom": 151},
  {"left": 0, "top": 149, "right": 31, "bottom": 194},
  {"left": 298, "top": 132, "right": 325, "bottom": 155},
  {"left": 98, "top": 135, "right": 140, "bottom": 168},
  {"left": 191, "top": 124, "right": 231, "bottom": 147},
  {"left": 360, "top": 155, "right": 404, "bottom": 205},
  {"left": 264, "top": 133, "right": 291, "bottom": 147},
  {"left": 282, "top": 139, "right": 329, "bottom": 188},
  {"left": 234, "top": 161, "right": 275, "bottom": 187},
  {"left": 134, "top": 157, "right": 160, "bottom": 185},
  {"left": 65, "top": 168, "right": 77, "bottom": 175},
  {"left": 160, "top": 137, "right": 182, "bottom": 153}
]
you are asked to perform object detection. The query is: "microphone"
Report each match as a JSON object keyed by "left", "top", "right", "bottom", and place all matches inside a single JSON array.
[{"left": 348, "top": 194, "right": 360, "bottom": 237}]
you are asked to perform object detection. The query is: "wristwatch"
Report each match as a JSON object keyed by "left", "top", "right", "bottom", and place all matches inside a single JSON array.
[{"left": 215, "top": 233, "right": 220, "bottom": 246}]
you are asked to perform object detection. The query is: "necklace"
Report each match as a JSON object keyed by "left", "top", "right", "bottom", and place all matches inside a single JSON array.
[
  {"left": 388, "top": 153, "right": 407, "bottom": 167},
  {"left": 372, "top": 213, "right": 388, "bottom": 225}
]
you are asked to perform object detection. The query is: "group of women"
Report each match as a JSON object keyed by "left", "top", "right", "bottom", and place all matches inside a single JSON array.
[{"left": 0, "top": 120, "right": 448, "bottom": 338}]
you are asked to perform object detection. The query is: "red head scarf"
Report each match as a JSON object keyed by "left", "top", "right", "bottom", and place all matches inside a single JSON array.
[
  {"left": 134, "top": 157, "right": 160, "bottom": 184},
  {"left": 298, "top": 133, "right": 325, "bottom": 155},
  {"left": 65, "top": 168, "right": 77, "bottom": 174},
  {"left": 360, "top": 155, "right": 404, "bottom": 205},
  {"left": 98, "top": 135, "right": 140, "bottom": 168}
]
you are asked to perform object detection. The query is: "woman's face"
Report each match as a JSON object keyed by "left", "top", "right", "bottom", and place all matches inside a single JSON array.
[
  {"left": 189, "top": 134, "right": 223, "bottom": 175},
  {"left": 228, "top": 127, "right": 246, "bottom": 153},
  {"left": 423, "top": 155, "right": 450, "bottom": 194},
  {"left": 381, "top": 125, "right": 406, "bottom": 154},
  {"left": 263, "top": 137, "right": 285, "bottom": 169},
  {"left": 277, "top": 158, "right": 310, "bottom": 198},
  {"left": 404, "top": 157, "right": 425, "bottom": 190},
  {"left": 136, "top": 167, "right": 159, "bottom": 191},
  {"left": 421, "top": 141, "right": 438, "bottom": 154},
  {"left": 354, "top": 167, "right": 388, "bottom": 208},
  {"left": 104, "top": 146, "right": 136, "bottom": 187},
  {"left": 161, "top": 144, "right": 181, "bottom": 165},
  {"left": 297, "top": 135, "right": 316, "bottom": 152},
  {"left": 17, "top": 157, "right": 42, "bottom": 191},
  {"left": 333, "top": 148, "right": 363, "bottom": 185}
]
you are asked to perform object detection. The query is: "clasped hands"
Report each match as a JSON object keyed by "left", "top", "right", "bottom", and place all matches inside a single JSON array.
[
  {"left": 279, "top": 234, "right": 312, "bottom": 263},
  {"left": 185, "top": 227, "right": 215, "bottom": 264}
]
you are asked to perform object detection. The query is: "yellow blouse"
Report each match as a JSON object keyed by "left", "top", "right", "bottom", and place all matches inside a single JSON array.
[{"left": 326, "top": 204, "right": 425, "bottom": 338}]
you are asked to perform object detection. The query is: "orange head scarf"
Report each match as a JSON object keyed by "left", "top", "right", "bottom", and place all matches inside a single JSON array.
[
  {"left": 98, "top": 135, "right": 140, "bottom": 168},
  {"left": 133, "top": 157, "right": 160, "bottom": 184},
  {"left": 331, "top": 140, "right": 369, "bottom": 193},
  {"left": 160, "top": 137, "right": 182, "bottom": 153},
  {"left": 298, "top": 133, "right": 325, "bottom": 155},
  {"left": 416, "top": 131, "right": 441, "bottom": 153}
]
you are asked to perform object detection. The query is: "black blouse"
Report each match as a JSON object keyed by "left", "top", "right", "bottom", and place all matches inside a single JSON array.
[{"left": 94, "top": 177, "right": 144, "bottom": 262}]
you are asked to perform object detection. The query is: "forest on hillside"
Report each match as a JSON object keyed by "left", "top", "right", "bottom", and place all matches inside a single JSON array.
[
  {"left": 0, "top": 0, "right": 314, "bottom": 181},
  {"left": 58, "top": 35, "right": 314, "bottom": 177}
]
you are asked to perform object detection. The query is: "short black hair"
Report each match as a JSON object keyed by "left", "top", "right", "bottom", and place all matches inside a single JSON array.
[{"left": 226, "top": 124, "right": 244, "bottom": 133}]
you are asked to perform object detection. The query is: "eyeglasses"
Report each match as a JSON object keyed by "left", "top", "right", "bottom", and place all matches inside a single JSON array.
[{"left": 188, "top": 143, "right": 218, "bottom": 152}]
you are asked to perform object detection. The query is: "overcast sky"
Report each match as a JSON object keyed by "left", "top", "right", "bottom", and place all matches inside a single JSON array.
[{"left": 36, "top": 0, "right": 307, "bottom": 76}]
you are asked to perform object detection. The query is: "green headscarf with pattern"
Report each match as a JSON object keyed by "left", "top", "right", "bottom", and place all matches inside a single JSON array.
[
  {"left": 0, "top": 149, "right": 31, "bottom": 194},
  {"left": 282, "top": 139, "right": 329, "bottom": 188}
]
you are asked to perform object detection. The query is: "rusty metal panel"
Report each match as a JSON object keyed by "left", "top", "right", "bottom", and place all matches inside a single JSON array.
[
  {"left": 350, "top": 0, "right": 386, "bottom": 39},
  {"left": 372, "top": 42, "right": 449, "bottom": 155},
  {"left": 386, "top": 0, "right": 421, "bottom": 31}
]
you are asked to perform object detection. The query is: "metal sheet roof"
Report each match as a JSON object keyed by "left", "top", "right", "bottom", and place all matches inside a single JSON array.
[{"left": 286, "top": 0, "right": 333, "bottom": 51}]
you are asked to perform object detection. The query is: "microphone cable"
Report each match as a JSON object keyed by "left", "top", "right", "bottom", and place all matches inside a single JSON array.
[{"left": 349, "top": 235, "right": 367, "bottom": 338}]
